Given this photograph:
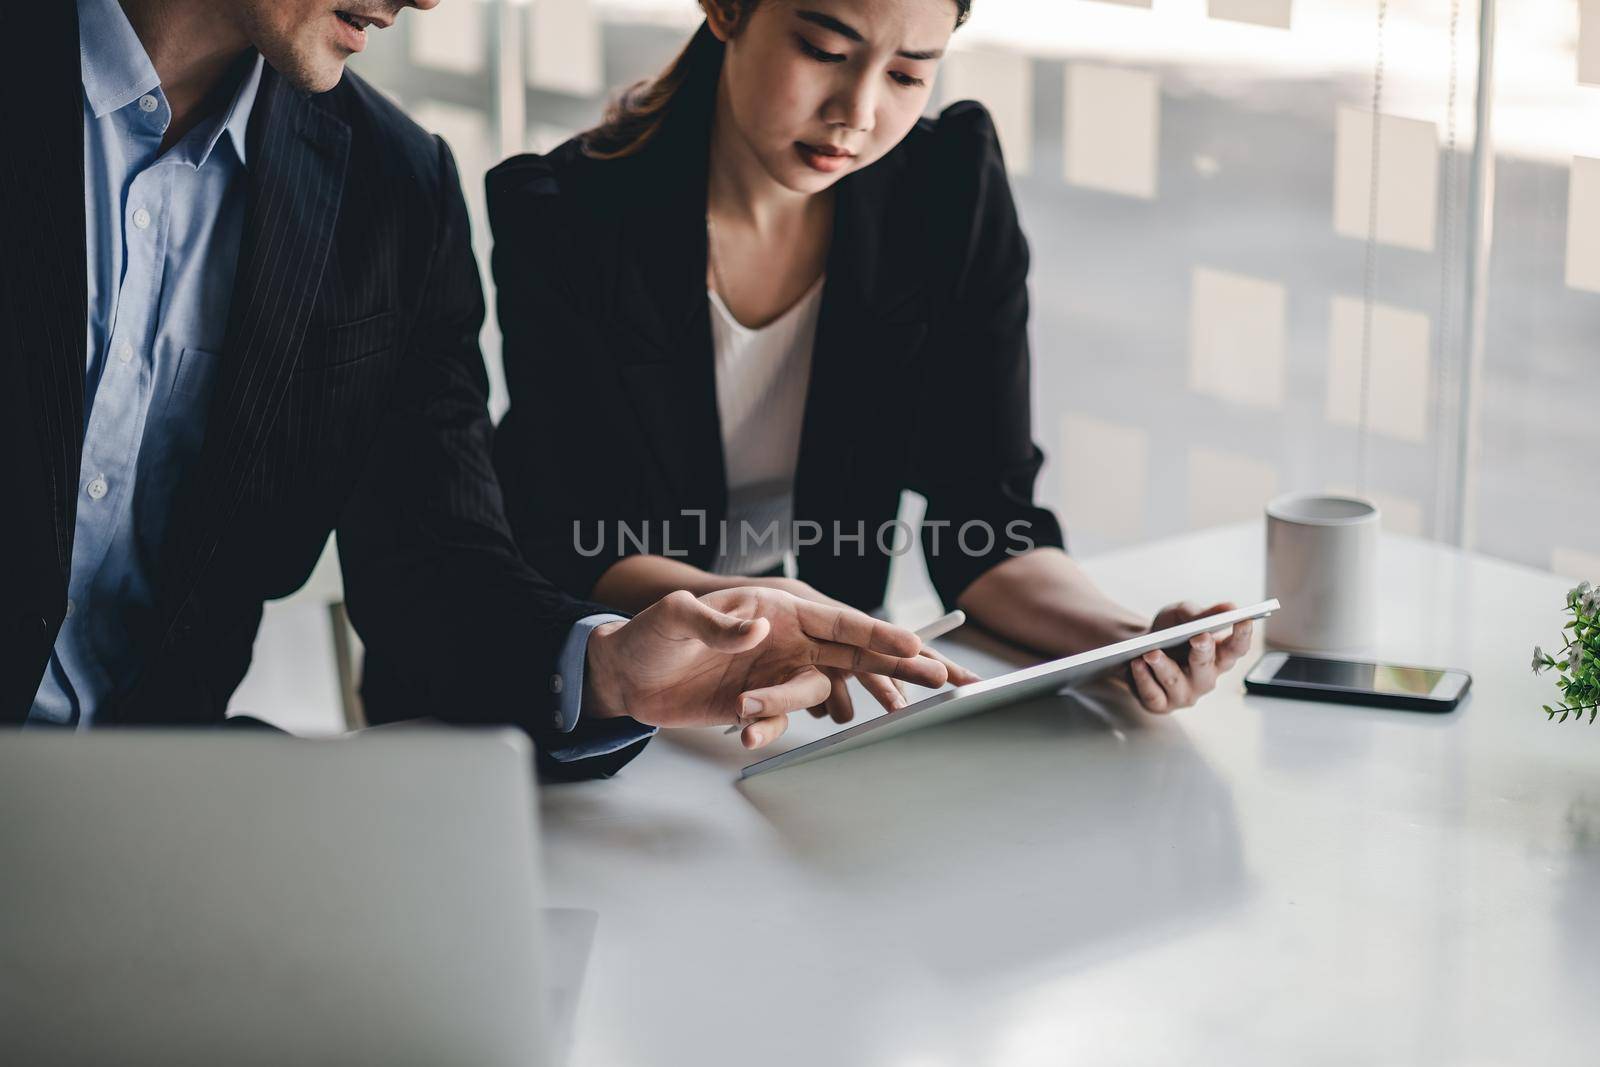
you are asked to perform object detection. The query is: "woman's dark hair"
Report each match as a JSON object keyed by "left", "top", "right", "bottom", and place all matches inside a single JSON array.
[{"left": 581, "top": 0, "right": 971, "bottom": 160}]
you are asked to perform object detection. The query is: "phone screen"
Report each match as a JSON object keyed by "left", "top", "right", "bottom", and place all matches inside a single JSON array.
[{"left": 1272, "top": 656, "right": 1444, "bottom": 696}]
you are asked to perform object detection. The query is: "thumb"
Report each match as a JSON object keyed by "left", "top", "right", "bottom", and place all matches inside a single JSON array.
[{"left": 656, "top": 590, "right": 769, "bottom": 653}]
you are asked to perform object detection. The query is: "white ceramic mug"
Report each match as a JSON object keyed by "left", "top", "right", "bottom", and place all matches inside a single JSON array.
[{"left": 1264, "top": 493, "right": 1379, "bottom": 652}]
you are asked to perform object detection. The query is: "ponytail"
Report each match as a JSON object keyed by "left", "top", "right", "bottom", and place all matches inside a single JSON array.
[{"left": 580, "top": 24, "right": 720, "bottom": 160}]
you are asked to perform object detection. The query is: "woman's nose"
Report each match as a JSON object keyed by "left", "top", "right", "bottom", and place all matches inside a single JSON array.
[{"left": 825, "top": 73, "right": 877, "bottom": 134}]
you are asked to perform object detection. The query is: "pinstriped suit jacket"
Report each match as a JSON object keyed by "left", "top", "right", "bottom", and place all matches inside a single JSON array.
[{"left": 0, "top": 3, "right": 643, "bottom": 777}]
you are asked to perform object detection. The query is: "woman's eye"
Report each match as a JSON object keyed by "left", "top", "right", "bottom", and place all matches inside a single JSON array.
[
  {"left": 889, "top": 71, "right": 927, "bottom": 88},
  {"left": 797, "top": 36, "right": 846, "bottom": 63}
]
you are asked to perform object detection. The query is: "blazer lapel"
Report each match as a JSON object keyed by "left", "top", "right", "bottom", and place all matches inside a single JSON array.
[
  {"left": 636, "top": 206, "right": 726, "bottom": 513},
  {"left": 159, "top": 70, "right": 351, "bottom": 619},
  {"left": 614, "top": 48, "right": 728, "bottom": 515},
  {"left": 794, "top": 151, "right": 929, "bottom": 522},
  {"left": 4, "top": 0, "right": 87, "bottom": 582}
]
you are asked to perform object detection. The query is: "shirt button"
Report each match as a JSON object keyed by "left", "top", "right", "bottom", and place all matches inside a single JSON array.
[
  {"left": 86, "top": 475, "right": 108, "bottom": 501},
  {"left": 117, "top": 340, "right": 134, "bottom": 364},
  {"left": 138, "top": 94, "right": 158, "bottom": 113},
  {"left": 132, "top": 207, "right": 151, "bottom": 230},
  {"left": 550, "top": 674, "right": 565, "bottom": 695}
]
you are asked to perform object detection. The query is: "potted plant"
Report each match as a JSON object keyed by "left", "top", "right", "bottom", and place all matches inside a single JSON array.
[{"left": 1534, "top": 581, "right": 1600, "bottom": 722}]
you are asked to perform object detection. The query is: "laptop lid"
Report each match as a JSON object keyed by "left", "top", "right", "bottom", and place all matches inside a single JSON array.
[{"left": 0, "top": 729, "right": 544, "bottom": 1067}]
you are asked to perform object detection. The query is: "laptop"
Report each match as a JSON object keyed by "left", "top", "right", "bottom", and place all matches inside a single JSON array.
[{"left": 0, "top": 728, "right": 548, "bottom": 1066}]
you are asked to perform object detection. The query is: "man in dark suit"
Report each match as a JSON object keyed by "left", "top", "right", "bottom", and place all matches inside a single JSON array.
[{"left": 0, "top": 0, "right": 944, "bottom": 778}]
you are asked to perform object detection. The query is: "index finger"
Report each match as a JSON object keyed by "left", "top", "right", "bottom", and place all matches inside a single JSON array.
[
  {"left": 793, "top": 599, "right": 922, "bottom": 658},
  {"left": 811, "top": 642, "right": 947, "bottom": 688}
]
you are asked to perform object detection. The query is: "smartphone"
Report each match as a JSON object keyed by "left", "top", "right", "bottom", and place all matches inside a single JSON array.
[{"left": 1244, "top": 651, "right": 1471, "bottom": 712}]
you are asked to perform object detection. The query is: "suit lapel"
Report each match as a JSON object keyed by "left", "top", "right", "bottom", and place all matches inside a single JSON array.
[
  {"left": 4, "top": 0, "right": 88, "bottom": 582},
  {"left": 159, "top": 70, "right": 351, "bottom": 619}
]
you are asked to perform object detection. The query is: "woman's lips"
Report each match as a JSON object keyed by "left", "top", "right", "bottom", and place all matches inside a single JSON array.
[{"left": 795, "top": 142, "right": 855, "bottom": 174}]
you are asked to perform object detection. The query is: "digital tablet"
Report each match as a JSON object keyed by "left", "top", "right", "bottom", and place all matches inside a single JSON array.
[{"left": 740, "top": 599, "right": 1279, "bottom": 778}]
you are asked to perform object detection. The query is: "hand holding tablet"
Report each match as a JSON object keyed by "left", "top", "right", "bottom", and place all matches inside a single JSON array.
[
  {"left": 741, "top": 599, "right": 1279, "bottom": 778},
  {"left": 1128, "top": 600, "right": 1263, "bottom": 713}
]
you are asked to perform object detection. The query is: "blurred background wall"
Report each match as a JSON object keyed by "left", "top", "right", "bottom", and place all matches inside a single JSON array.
[{"left": 345, "top": 0, "right": 1598, "bottom": 575}]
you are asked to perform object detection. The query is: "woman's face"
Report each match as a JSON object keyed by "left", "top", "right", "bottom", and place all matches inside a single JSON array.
[{"left": 714, "top": 0, "right": 957, "bottom": 194}]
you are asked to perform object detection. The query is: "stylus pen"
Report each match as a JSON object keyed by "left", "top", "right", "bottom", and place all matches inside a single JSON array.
[
  {"left": 912, "top": 609, "right": 966, "bottom": 643},
  {"left": 724, "top": 610, "right": 967, "bottom": 734}
]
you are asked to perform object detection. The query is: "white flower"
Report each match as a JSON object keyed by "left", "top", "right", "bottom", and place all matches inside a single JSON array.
[
  {"left": 1533, "top": 646, "right": 1548, "bottom": 674},
  {"left": 1573, "top": 581, "right": 1594, "bottom": 606},
  {"left": 1584, "top": 587, "right": 1600, "bottom": 616},
  {"left": 1569, "top": 643, "right": 1585, "bottom": 673}
]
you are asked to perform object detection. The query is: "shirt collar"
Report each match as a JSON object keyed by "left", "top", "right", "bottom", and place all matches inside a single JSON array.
[
  {"left": 215, "top": 54, "right": 264, "bottom": 169},
  {"left": 78, "top": 0, "right": 264, "bottom": 170},
  {"left": 78, "top": 0, "right": 160, "bottom": 119}
]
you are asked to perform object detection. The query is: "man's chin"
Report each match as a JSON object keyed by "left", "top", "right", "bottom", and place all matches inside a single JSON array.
[
  {"left": 267, "top": 46, "right": 350, "bottom": 95},
  {"left": 298, "top": 61, "right": 348, "bottom": 94}
]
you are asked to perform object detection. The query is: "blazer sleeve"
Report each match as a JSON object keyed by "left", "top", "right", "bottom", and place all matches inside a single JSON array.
[
  {"left": 336, "top": 136, "right": 650, "bottom": 781},
  {"left": 485, "top": 154, "right": 659, "bottom": 600},
  {"left": 908, "top": 102, "right": 1067, "bottom": 610}
]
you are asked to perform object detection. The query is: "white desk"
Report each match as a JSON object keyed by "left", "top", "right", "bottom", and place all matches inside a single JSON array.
[{"left": 543, "top": 523, "right": 1599, "bottom": 1065}]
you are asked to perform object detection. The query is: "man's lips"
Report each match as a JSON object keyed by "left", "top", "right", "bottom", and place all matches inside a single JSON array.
[
  {"left": 334, "top": 10, "right": 392, "bottom": 30},
  {"left": 333, "top": 9, "right": 391, "bottom": 52}
]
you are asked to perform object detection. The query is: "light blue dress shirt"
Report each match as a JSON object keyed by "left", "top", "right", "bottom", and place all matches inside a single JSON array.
[
  {"left": 34, "top": 0, "right": 654, "bottom": 762},
  {"left": 29, "top": 0, "right": 263, "bottom": 728}
]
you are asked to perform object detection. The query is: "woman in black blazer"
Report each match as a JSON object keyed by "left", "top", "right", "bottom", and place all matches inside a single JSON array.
[{"left": 488, "top": 0, "right": 1254, "bottom": 734}]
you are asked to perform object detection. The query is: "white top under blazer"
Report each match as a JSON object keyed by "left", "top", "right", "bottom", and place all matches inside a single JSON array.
[{"left": 707, "top": 275, "right": 825, "bottom": 576}]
